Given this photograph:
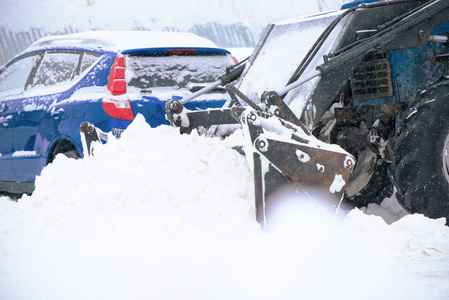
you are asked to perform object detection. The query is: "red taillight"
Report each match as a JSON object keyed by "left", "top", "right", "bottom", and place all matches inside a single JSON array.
[
  {"left": 165, "top": 49, "right": 197, "bottom": 55},
  {"left": 108, "top": 55, "right": 126, "bottom": 95},
  {"left": 102, "top": 98, "right": 134, "bottom": 121},
  {"left": 104, "top": 55, "right": 134, "bottom": 120}
]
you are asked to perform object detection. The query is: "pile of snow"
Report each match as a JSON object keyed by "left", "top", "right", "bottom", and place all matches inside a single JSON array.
[{"left": 1, "top": 115, "right": 449, "bottom": 300}]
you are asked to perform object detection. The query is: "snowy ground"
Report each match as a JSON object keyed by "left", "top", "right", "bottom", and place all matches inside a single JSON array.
[{"left": 1, "top": 115, "right": 449, "bottom": 300}]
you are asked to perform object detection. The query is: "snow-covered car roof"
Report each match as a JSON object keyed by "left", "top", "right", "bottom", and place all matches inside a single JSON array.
[{"left": 26, "top": 31, "right": 221, "bottom": 52}]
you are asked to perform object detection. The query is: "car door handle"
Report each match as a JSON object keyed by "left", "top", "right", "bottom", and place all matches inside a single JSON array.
[
  {"left": 51, "top": 108, "right": 65, "bottom": 119},
  {"left": 0, "top": 115, "right": 12, "bottom": 126}
]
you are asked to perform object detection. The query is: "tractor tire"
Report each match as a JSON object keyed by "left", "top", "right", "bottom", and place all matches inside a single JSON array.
[
  {"left": 345, "top": 158, "right": 393, "bottom": 208},
  {"left": 388, "top": 79, "right": 449, "bottom": 223}
]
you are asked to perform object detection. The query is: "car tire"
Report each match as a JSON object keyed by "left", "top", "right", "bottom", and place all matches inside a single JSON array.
[
  {"left": 388, "top": 79, "right": 449, "bottom": 223},
  {"left": 61, "top": 150, "right": 81, "bottom": 160},
  {"left": 49, "top": 140, "right": 81, "bottom": 163}
]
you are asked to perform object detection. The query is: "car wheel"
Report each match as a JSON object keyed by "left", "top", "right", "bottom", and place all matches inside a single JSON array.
[
  {"left": 388, "top": 79, "right": 449, "bottom": 223},
  {"left": 49, "top": 140, "right": 81, "bottom": 163},
  {"left": 61, "top": 149, "right": 81, "bottom": 159}
]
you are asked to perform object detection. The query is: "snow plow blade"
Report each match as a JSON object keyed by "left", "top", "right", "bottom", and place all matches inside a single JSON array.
[
  {"left": 165, "top": 98, "right": 355, "bottom": 229},
  {"left": 162, "top": 57, "right": 355, "bottom": 228},
  {"left": 240, "top": 110, "right": 355, "bottom": 228}
]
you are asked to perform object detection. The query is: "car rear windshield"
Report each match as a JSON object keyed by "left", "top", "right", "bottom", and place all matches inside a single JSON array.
[{"left": 126, "top": 54, "right": 232, "bottom": 91}]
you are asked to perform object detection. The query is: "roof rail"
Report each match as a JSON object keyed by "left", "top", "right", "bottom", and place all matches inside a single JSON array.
[
  {"left": 27, "top": 36, "right": 115, "bottom": 50},
  {"left": 26, "top": 31, "right": 221, "bottom": 52}
]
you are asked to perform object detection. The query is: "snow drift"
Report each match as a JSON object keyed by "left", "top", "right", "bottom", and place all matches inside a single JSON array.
[{"left": 0, "top": 115, "right": 449, "bottom": 300}]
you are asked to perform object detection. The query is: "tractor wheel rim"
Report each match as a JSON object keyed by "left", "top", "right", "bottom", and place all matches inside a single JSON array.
[{"left": 444, "top": 132, "right": 449, "bottom": 184}]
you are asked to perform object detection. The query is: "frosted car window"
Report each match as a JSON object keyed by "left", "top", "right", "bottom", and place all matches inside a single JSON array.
[
  {"left": 80, "top": 52, "right": 102, "bottom": 74},
  {"left": 126, "top": 55, "right": 231, "bottom": 90},
  {"left": 31, "top": 52, "right": 80, "bottom": 88},
  {"left": 0, "top": 54, "right": 39, "bottom": 95}
]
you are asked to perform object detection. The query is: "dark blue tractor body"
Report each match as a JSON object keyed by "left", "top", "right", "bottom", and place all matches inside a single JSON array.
[
  {"left": 352, "top": 22, "right": 449, "bottom": 107},
  {"left": 304, "top": 0, "right": 449, "bottom": 221}
]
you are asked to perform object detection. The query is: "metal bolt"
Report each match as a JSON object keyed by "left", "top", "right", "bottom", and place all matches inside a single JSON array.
[
  {"left": 344, "top": 156, "right": 355, "bottom": 169},
  {"left": 418, "top": 30, "right": 426, "bottom": 41},
  {"left": 87, "top": 124, "right": 94, "bottom": 134},
  {"left": 256, "top": 138, "right": 269, "bottom": 152},
  {"left": 249, "top": 112, "right": 257, "bottom": 122}
]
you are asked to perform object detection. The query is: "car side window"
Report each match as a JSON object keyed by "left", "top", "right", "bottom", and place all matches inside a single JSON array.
[
  {"left": 0, "top": 54, "right": 40, "bottom": 96},
  {"left": 30, "top": 51, "right": 81, "bottom": 88},
  {"left": 80, "top": 52, "right": 102, "bottom": 74}
]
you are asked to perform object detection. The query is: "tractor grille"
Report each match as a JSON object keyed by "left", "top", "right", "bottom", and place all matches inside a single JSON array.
[{"left": 352, "top": 51, "right": 393, "bottom": 101}]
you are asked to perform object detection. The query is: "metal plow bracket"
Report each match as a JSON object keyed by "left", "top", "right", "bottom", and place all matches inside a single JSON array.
[
  {"left": 242, "top": 110, "right": 355, "bottom": 229},
  {"left": 79, "top": 122, "right": 115, "bottom": 157}
]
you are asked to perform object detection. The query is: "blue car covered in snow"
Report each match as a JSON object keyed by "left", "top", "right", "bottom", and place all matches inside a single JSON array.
[{"left": 0, "top": 31, "right": 237, "bottom": 194}]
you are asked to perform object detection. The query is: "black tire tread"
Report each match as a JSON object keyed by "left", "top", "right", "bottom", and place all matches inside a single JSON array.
[{"left": 387, "top": 79, "right": 449, "bottom": 222}]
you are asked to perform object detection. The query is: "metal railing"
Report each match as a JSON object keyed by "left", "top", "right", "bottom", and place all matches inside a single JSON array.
[{"left": 0, "top": 26, "right": 79, "bottom": 66}]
